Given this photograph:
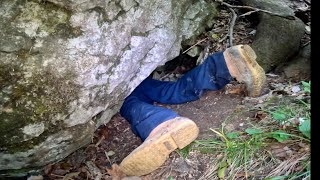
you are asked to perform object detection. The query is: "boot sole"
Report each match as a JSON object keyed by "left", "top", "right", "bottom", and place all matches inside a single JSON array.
[
  {"left": 119, "top": 117, "right": 199, "bottom": 176},
  {"left": 224, "top": 45, "right": 266, "bottom": 97}
]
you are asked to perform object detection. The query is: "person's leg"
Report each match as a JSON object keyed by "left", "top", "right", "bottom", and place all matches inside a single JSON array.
[
  {"left": 132, "top": 45, "right": 266, "bottom": 105},
  {"left": 119, "top": 95, "right": 199, "bottom": 176},
  {"left": 131, "top": 51, "right": 233, "bottom": 105},
  {"left": 119, "top": 44, "right": 266, "bottom": 176},
  {"left": 120, "top": 96, "right": 179, "bottom": 140},
  {"left": 120, "top": 51, "right": 232, "bottom": 140}
]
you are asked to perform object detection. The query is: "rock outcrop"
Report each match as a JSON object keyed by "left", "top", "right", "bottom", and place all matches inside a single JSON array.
[
  {"left": 242, "top": 0, "right": 305, "bottom": 72},
  {"left": 0, "top": 0, "right": 218, "bottom": 175}
]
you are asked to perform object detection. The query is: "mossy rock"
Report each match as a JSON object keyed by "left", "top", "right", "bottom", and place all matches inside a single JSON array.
[
  {"left": 242, "top": 0, "right": 305, "bottom": 72},
  {"left": 0, "top": 0, "right": 222, "bottom": 176}
]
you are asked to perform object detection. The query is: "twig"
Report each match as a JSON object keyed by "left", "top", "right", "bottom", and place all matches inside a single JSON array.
[
  {"left": 219, "top": 1, "right": 295, "bottom": 20},
  {"left": 159, "top": 72, "right": 173, "bottom": 81},
  {"left": 203, "top": 45, "right": 210, "bottom": 61},
  {"left": 304, "top": 0, "right": 311, "bottom": 6},
  {"left": 239, "top": 10, "right": 259, "bottom": 17},
  {"left": 302, "top": 41, "right": 310, "bottom": 48},
  {"left": 95, "top": 135, "right": 105, "bottom": 147},
  {"left": 85, "top": 161, "right": 103, "bottom": 180},
  {"left": 51, "top": 174, "right": 65, "bottom": 178},
  {"left": 215, "top": 0, "right": 295, "bottom": 47},
  {"left": 182, "top": 37, "right": 208, "bottom": 54},
  {"left": 227, "top": 7, "right": 237, "bottom": 47},
  {"left": 218, "top": 34, "right": 228, "bottom": 43},
  {"left": 104, "top": 151, "right": 113, "bottom": 165}
]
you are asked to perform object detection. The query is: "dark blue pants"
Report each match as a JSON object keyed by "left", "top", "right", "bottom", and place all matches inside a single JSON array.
[{"left": 120, "top": 51, "right": 233, "bottom": 140}]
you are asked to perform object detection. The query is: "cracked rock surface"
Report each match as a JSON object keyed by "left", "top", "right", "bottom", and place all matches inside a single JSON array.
[{"left": 0, "top": 0, "right": 218, "bottom": 175}]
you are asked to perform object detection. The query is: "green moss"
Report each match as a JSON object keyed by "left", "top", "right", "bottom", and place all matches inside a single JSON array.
[
  {"left": 16, "top": 1, "right": 68, "bottom": 33},
  {"left": 54, "top": 24, "right": 84, "bottom": 38},
  {"left": 0, "top": 0, "right": 83, "bottom": 154},
  {"left": 88, "top": 7, "right": 112, "bottom": 26},
  {"left": 11, "top": 0, "right": 85, "bottom": 39},
  {"left": 0, "top": 167, "right": 38, "bottom": 178},
  {"left": 0, "top": 56, "right": 81, "bottom": 153},
  {"left": 2, "top": 125, "right": 62, "bottom": 153},
  {"left": 131, "top": 31, "right": 148, "bottom": 37}
]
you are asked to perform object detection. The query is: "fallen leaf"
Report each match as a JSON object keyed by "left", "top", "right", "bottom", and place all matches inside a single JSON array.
[
  {"left": 245, "top": 128, "right": 263, "bottom": 135},
  {"left": 270, "top": 130, "right": 290, "bottom": 142},
  {"left": 218, "top": 166, "right": 226, "bottom": 179},
  {"left": 225, "top": 84, "right": 246, "bottom": 95},
  {"left": 272, "top": 112, "right": 286, "bottom": 121},
  {"left": 106, "top": 164, "right": 126, "bottom": 180},
  {"left": 63, "top": 172, "right": 80, "bottom": 180},
  {"left": 254, "top": 111, "right": 267, "bottom": 120},
  {"left": 298, "top": 119, "right": 310, "bottom": 138},
  {"left": 51, "top": 168, "right": 69, "bottom": 176},
  {"left": 270, "top": 143, "right": 294, "bottom": 159},
  {"left": 226, "top": 132, "right": 241, "bottom": 139},
  {"left": 44, "top": 163, "right": 54, "bottom": 175},
  {"left": 98, "top": 127, "right": 110, "bottom": 138},
  {"left": 211, "top": 33, "right": 219, "bottom": 39},
  {"left": 106, "top": 150, "right": 116, "bottom": 156}
]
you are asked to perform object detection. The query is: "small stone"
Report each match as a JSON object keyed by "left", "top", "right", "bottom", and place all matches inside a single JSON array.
[
  {"left": 175, "top": 74, "right": 182, "bottom": 78},
  {"left": 249, "top": 30, "right": 256, "bottom": 35},
  {"left": 305, "top": 26, "right": 310, "bottom": 34},
  {"left": 106, "top": 151, "right": 115, "bottom": 157},
  {"left": 173, "top": 158, "right": 191, "bottom": 173},
  {"left": 298, "top": 117, "right": 305, "bottom": 124},
  {"left": 286, "top": 149, "right": 293, "bottom": 157},
  {"left": 152, "top": 72, "right": 162, "bottom": 80},
  {"left": 291, "top": 85, "right": 301, "bottom": 93},
  {"left": 27, "top": 175, "right": 43, "bottom": 180},
  {"left": 224, "top": 124, "right": 235, "bottom": 132},
  {"left": 283, "top": 146, "right": 289, "bottom": 151},
  {"left": 239, "top": 123, "right": 244, "bottom": 127},
  {"left": 298, "top": 142, "right": 306, "bottom": 148},
  {"left": 186, "top": 46, "right": 202, "bottom": 57}
]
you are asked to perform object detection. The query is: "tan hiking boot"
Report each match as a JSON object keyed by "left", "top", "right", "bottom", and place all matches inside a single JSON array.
[
  {"left": 119, "top": 117, "right": 199, "bottom": 176},
  {"left": 223, "top": 45, "right": 266, "bottom": 97}
]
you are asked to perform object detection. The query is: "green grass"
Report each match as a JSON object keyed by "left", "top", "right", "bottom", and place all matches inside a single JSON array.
[
  {"left": 261, "top": 81, "right": 311, "bottom": 140},
  {"left": 176, "top": 143, "right": 193, "bottom": 159},
  {"left": 191, "top": 81, "right": 311, "bottom": 179}
]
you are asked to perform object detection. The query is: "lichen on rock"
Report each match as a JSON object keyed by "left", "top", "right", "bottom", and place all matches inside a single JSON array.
[{"left": 0, "top": 0, "right": 219, "bottom": 176}]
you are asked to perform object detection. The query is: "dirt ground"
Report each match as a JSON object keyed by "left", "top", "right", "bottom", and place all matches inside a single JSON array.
[
  {"left": 41, "top": 70, "right": 311, "bottom": 180},
  {"left": 42, "top": 81, "right": 268, "bottom": 180},
  {"left": 140, "top": 89, "right": 257, "bottom": 180}
]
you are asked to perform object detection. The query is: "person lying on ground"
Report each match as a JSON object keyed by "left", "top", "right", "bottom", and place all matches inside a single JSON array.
[{"left": 117, "top": 44, "right": 266, "bottom": 176}]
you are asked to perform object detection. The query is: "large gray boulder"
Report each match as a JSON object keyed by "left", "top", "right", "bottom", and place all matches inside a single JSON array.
[
  {"left": 242, "top": 0, "right": 305, "bottom": 72},
  {"left": 277, "top": 44, "right": 311, "bottom": 81},
  {"left": 0, "top": 0, "right": 217, "bottom": 175}
]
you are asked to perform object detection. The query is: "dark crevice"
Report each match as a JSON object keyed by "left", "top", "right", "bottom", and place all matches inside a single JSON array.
[
  {"left": 295, "top": 10, "right": 310, "bottom": 24},
  {"left": 154, "top": 53, "right": 198, "bottom": 76}
]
